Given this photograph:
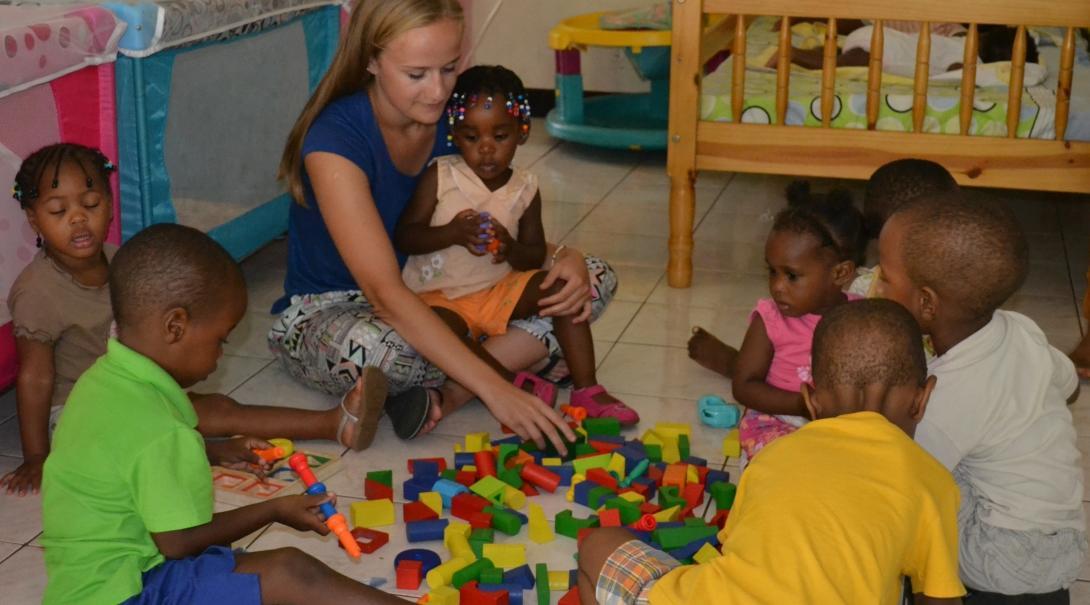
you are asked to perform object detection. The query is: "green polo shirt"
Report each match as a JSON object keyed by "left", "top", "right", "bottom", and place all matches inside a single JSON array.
[{"left": 41, "top": 339, "right": 213, "bottom": 605}]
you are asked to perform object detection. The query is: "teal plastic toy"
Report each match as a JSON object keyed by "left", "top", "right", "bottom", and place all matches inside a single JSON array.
[{"left": 698, "top": 395, "right": 740, "bottom": 429}]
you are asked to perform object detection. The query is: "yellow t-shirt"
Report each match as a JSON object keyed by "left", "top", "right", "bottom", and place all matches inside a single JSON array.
[{"left": 649, "top": 412, "right": 964, "bottom": 605}]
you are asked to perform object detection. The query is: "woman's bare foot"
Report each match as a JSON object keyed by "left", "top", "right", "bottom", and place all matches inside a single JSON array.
[
  {"left": 335, "top": 368, "right": 388, "bottom": 450},
  {"left": 688, "top": 327, "right": 739, "bottom": 378},
  {"left": 417, "top": 389, "right": 446, "bottom": 436},
  {"left": 1070, "top": 330, "right": 1090, "bottom": 380}
]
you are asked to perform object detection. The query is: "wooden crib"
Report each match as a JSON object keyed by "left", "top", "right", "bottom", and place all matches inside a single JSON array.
[{"left": 666, "top": 0, "right": 1090, "bottom": 287}]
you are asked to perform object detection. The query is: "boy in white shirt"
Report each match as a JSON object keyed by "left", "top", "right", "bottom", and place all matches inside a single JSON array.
[{"left": 877, "top": 190, "right": 1086, "bottom": 602}]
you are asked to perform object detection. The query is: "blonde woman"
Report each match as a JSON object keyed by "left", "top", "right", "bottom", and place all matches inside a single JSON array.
[{"left": 272, "top": 0, "right": 616, "bottom": 452}]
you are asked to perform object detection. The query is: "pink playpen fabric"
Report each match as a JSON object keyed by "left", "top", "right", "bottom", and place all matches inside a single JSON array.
[{"left": 0, "top": 5, "right": 124, "bottom": 391}]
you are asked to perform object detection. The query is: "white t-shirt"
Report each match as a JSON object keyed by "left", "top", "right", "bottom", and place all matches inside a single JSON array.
[
  {"left": 843, "top": 26, "right": 967, "bottom": 78},
  {"left": 916, "top": 310, "right": 1084, "bottom": 533}
]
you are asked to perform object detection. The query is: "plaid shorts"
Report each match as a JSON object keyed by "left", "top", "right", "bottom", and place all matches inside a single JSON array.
[{"left": 596, "top": 540, "right": 681, "bottom": 605}]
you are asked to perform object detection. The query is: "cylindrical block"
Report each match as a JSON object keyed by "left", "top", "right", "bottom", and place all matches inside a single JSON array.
[
  {"left": 520, "top": 462, "right": 561, "bottom": 493},
  {"left": 426, "top": 556, "right": 471, "bottom": 589},
  {"left": 475, "top": 451, "right": 497, "bottom": 478}
]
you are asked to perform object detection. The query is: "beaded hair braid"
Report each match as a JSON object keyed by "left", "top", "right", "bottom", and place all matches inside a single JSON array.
[
  {"left": 12, "top": 143, "right": 115, "bottom": 209},
  {"left": 446, "top": 65, "right": 532, "bottom": 146}
]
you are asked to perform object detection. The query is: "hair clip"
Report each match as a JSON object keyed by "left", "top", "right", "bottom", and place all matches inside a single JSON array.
[
  {"left": 103, "top": 161, "right": 115, "bottom": 171},
  {"left": 11, "top": 183, "right": 22, "bottom": 202}
]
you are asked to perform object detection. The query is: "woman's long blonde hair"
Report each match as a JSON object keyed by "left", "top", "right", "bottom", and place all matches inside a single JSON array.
[{"left": 279, "top": 0, "right": 464, "bottom": 205}]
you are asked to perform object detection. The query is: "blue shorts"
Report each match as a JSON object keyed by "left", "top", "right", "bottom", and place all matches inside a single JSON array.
[{"left": 123, "top": 546, "right": 261, "bottom": 605}]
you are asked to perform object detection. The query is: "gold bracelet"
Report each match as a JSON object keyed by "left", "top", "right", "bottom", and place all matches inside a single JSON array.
[{"left": 550, "top": 244, "right": 567, "bottom": 268}]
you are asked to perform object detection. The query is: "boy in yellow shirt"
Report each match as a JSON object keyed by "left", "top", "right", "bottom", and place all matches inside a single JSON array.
[{"left": 578, "top": 299, "right": 965, "bottom": 605}]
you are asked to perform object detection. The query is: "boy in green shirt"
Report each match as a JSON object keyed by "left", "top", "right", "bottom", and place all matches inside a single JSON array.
[{"left": 41, "top": 224, "right": 403, "bottom": 605}]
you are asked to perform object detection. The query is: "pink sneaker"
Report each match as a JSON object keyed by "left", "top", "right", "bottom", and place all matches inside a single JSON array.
[{"left": 569, "top": 385, "right": 640, "bottom": 426}]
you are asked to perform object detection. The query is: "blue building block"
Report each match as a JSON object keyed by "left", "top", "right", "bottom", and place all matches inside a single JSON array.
[
  {"left": 569, "top": 569, "right": 579, "bottom": 588},
  {"left": 683, "top": 456, "right": 708, "bottom": 467},
  {"left": 433, "top": 478, "right": 470, "bottom": 508},
  {"left": 455, "top": 452, "right": 477, "bottom": 468},
  {"left": 546, "top": 463, "right": 575, "bottom": 487},
  {"left": 667, "top": 534, "right": 719, "bottom": 562},
  {"left": 479, "top": 583, "right": 522, "bottom": 605},
  {"left": 403, "top": 476, "right": 435, "bottom": 501},
  {"left": 503, "top": 565, "right": 535, "bottom": 590},
  {"left": 704, "top": 470, "right": 729, "bottom": 490},
  {"left": 406, "top": 518, "right": 449, "bottom": 543},
  {"left": 632, "top": 476, "right": 657, "bottom": 500},
  {"left": 491, "top": 435, "right": 522, "bottom": 446},
  {"left": 394, "top": 548, "right": 442, "bottom": 576},
  {"left": 627, "top": 529, "right": 654, "bottom": 544},
  {"left": 573, "top": 479, "right": 601, "bottom": 507},
  {"left": 413, "top": 460, "right": 441, "bottom": 479},
  {"left": 588, "top": 434, "right": 625, "bottom": 445}
]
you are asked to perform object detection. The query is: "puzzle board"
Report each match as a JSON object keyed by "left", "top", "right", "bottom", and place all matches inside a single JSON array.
[{"left": 212, "top": 450, "right": 342, "bottom": 507}]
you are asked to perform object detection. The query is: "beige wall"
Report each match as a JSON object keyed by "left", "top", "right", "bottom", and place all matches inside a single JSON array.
[{"left": 468, "top": 0, "right": 655, "bottom": 92}]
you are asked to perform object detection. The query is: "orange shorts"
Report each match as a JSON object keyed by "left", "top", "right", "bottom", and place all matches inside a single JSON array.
[{"left": 420, "top": 271, "right": 539, "bottom": 339}]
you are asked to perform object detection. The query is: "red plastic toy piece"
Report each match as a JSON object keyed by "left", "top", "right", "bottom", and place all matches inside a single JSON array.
[
  {"left": 475, "top": 451, "right": 497, "bottom": 478},
  {"left": 455, "top": 470, "right": 478, "bottom": 487},
  {"left": 520, "top": 483, "right": 539, "bottom": 497},
  {"left": 452, "top": 492, "right": 490, "bottom": 520},
  {"left": 403, "top": 500, "right": 440, "bottom": 523},
  {"left": 289, "top": 453, "right": 360, "bottom": 558},
  {"left": 585, "top": 468, "right": 618, "bottom": 491},
  {"left": 598, "top": 508, "right": 621, "bottom": 527},
  {"left": 339, "top": 527, "right": 389, "bottom": 554},
  {"left": 397, "top": 559, "right": 424, "bottom": 590},
  {"left": 633, "top": 514, "right": 657, "bottom": 532},
  {"left": 520, "top": 462, "right": 561, "bottom": 493},
  {"left": 461, "top": 581, "right": 509, "bottom": 605},
  {"left": 557, "top": 586, "right": 582, "bottom": 605},
  {"left": 365, "top": 478, "right": 393, "bottom": 501}
]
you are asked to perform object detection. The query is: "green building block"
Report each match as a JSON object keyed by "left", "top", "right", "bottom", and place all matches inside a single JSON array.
[
  {"left": 469, "top": 527, "right": 495, "bottom": 543},
  {"left": 440, "top": 469, "right": 458, "bottom": 481},
  {"left": 469, "top": 539, "right": 486, "bottom": 559},
  {"left": 541, "top": 432, "right": 581, "bottom": 460},
  {"left": 497, "top": 444, "right": 520, "bottom": 468},
  {"left": 484, "top": 506, "right": 523, "bottom": 536},
  {"left": 366, "top": 469, "right": 392, "bottom": 487},
  {"left": 683, "top": 517, "right": 709, "bottom": 527},
  {"left": 678, "top": 434, "right": 691, "bottom": 460},
  {"left": 471, "top": 476, "right": 507, "bottom": 504},
  {"left": 657, "top": 485, "right": 686, "bottom": 509},
  {"left": 535, "top": 563, "right": 550, "bottom": 605},
  {"left": 573, "top": 443, "right": 597, "bottom": 456},
  {"left": 710, "top": 481, "right": 737, "bottom": 511},
  {"left": 582, "top": 417, "right": 621, "bottom": 436},
  {"left": 603, "top": 497, "right": 642, "bottom": 525},
  {"left": 644, "top": 443, "right": 662, "bottom": 463},
  {"left": 452, "top": 558, "right": 495, "bottom": 589},
  {"left": 498, "top": 466, "right": 524, "bottom": 489},
  {"left": 479, "top": 567, "right": 504, "bottom": 585},
  {"left": 587, "top": 486, "right": 615, "bottom": 509},
  {"left": 572, "top": 453, "right": 612, "bottom": 475},
  {"left": 652, "top": 525, "right": 719, "bottom": 550},
  {"left": 555, "top": 509, "right": 600, "bottom": 539}
]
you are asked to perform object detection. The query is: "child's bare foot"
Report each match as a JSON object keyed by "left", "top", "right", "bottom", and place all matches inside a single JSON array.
[
  {"left": 336, "top": 367, "right": 388, "bottom": 450},
  {"left": 688, "top": 327, "right": 739, "bottom": 378},
  {"left": 1070, "top": 331, "right": 1090, "bottom": 380}
]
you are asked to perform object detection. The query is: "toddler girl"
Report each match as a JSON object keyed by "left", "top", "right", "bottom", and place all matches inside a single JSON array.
[
  {"left": 732, "top": 181, "right": 864, "bottom": 464},
  {"left": 396, "top": 65, "right": 637, "bottom": 425},
  {"left": 4, "top": 143, "right": 116, "bottom": 495}
]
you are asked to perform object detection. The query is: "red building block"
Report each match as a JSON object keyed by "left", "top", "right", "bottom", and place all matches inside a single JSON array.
[
  {"left": 639, "top": 502, "right": 662, "bottom": 515},
  {"left": 588, "top": 440, "right": 622, "bottom": 454},
  {"left": 452, "top": 492, "right": 491, "bottom": 520},
  {"left": 403, "top": 500, "right": 439, "bottom": 523},
  {"left": 475, "top": 451, "right": 497, "bottom": 478},
  {"left": 396, "top": 559, "right": 423, "bottom": 590},
  {"left": 520, "top": 483, "right": 539, "bottom": 497},
  {"left": 341, "top": 527, "right": 389, "bottom": 554},
  {"left": 598, "top": 508, "right": 622, "bottom": 527},
  {"left": 682, "top": 483, "right": 705, "bottom": 507},
  {"left": 468, "top": 511, "right": 494, "bottom": 530},
  {"left": 577, "top": 527, "right": 595, "bottom": 543},
  {"left": 558, "top": 586, "right": 582, "bottom": 605},
  {"left": 456, "top": 470, "right": 478, "bottom": 487},
  {"left": 461, "top": 581, "right": 509, "bottom": 605},
  {"left": 710, "top": 509, "right": 730, "bottom": 529},
  {"left": 364, "top": 478, "right": 393, "bottom": 501},
  {"left": 520, "top": 462, "right": 561, "bottom": 493},
  {"left": 647, "top": 465, "right": 664, "bottom": 484},
  {"left": 633, "top": 513, "right": 657, "bottom": 532},
  {"left": 584, "top": 468, "right": 618, "bottom": 491},
  {"left": 662, "top": 464, "right": 688, "bottom": 488}
]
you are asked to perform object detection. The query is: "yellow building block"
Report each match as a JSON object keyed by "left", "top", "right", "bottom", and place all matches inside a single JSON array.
[
  {"left": 548, "top": 570, "right": 570, "bottom": 590},
  {"left": 693, "top": 542, "right": 721, "bottom": 565},
  {"left": 426, "top": 585, "right": 460, "bottom": 605},
  {"left": 528, "top": 502, "right": 555, "bottom": 544},
  {"left": 685, "top": 464, "right": 699, "bottom": 484},
  {"left": 502, "top": 485, "right": 526, "bottom": 510},
  {"left": 641, "top": 429, "right": 665, "bottom": 447},
  {"left": 542, "top": 457, "right": 562, "bottom": 467},
  {"left": 463, "top": 465, "right": 477, "bottom": 474},
  {"left": 617, "top": 491, "right": 645, "bottom": 505},
  {"left": 654, "top": 422, "right": 692, "bottom": 439},
  {"left": 722, "top": 428, "right": 741, "bottom": 459},
  {"left": 420, "top": 492, "right": 443, "bottom": 516},
  {"left": 350, "top": 498, "right": 394, "bottom": 528},
  {"left": 483, "top": 543, "right": 526, "bottom": 569},
  {"left": 454, "top": 444, "right": 463, "bottom": 453},
  {"left": 607, "top": 453, "right": 627, "bottom": 479},
  {"left": 426, "top": 557, "right": 470, "bottom": 589},
  {"left": 661, "top": 442, "right": 681, "bottom": 464},
  {"left": 444, "top": 521, "right": 472, "bottom": 550},
  {"left": 653, "top": 505, "right": 681, "bottom": 522},
  {"left": 465, "top": 432, "right": 491, "bottom": 453},
  {"left": 566, "top": 473, "right": 585, "bottom": 502}
]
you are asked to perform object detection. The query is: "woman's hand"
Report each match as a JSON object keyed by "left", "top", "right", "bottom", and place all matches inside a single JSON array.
[
  {"left": 445, "top": 209, "right": 488, "bottom": 256},
  {"left": 538, "top": 246, "right": 593, "bottom": 322},
  {"left": 480, "top": 383, "right": 576, "bottom": 455}
]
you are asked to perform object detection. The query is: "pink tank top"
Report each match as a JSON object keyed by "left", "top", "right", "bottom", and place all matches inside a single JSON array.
[{"left": 402, "top": 155, "right": 538, "bottom": 299}]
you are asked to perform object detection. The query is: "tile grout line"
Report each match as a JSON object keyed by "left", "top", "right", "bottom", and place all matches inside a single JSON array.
[{"left": 226, "top": 359, "right": 277, "bottom": 397}]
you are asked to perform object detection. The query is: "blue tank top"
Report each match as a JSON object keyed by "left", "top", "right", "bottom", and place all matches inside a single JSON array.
[{"left": 275, "top": 92, "right": 450, "bottom": 313}]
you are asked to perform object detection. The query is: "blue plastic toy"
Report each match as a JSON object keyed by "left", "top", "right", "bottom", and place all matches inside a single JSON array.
[{"left": 698, "top": 395, "right": 740, "bottom": 428}]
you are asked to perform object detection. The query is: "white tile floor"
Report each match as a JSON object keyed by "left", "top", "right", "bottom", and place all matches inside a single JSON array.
[{"left": 1, "top": 120, "right": 1089, "bottom": 602}]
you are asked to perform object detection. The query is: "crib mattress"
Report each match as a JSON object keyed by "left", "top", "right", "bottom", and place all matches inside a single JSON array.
[
  {"left": 3, "top": 0, "right": 341, "bottom": 57},
  {"left": 701, "top": 18, "right": 1090, "bottom": 142},
  {"left": 0, "top": 4, "right": 124, "bottom": 98}
]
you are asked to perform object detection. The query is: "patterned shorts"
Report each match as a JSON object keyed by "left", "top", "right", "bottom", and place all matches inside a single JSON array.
[
  {"left": 267, "top": 256, "right": 617, "bottom": 396},
  {"left": 738, "top": 408, "right": 800, "bottom": 467},
  {"left": 596, "top": 540, "right": 680, "bottom": 605}
]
